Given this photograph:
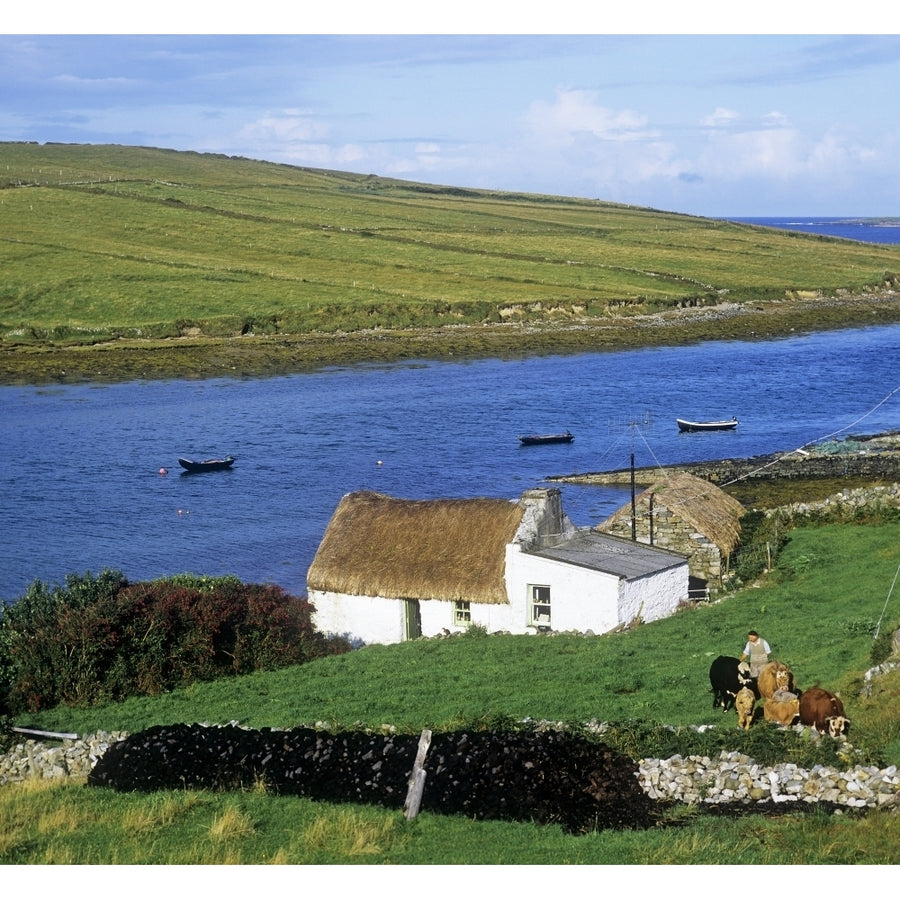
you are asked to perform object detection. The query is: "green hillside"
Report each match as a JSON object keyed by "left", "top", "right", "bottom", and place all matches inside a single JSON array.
[
  {"left": 6, "top": 523, "right": 900, "bottom": 863},
  {"left": 2, "top": 142, "right": 900, "bottom": 376}
]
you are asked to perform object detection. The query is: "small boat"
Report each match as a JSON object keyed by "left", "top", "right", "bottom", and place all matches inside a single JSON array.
[
  {"left": 178, "top": 455, "right": 236, "bottom": 472},
  {"left": 518, "top": 431, "right": 574, "bottom": 446},
  {"left": 676, "top": 417, "right": 739, "bottom": 433}
]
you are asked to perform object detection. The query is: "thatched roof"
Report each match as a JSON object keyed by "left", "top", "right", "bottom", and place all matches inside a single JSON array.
[
  {"left": 307, "top": 491, "right": 525, "bottom": 604},
  {"left": 595, "top": 472, "right": 744, "bottom": 554}
]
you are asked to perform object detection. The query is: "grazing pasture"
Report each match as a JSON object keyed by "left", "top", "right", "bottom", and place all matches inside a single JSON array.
[{"left": 5, "top": 523, "right": 900, "bottom": 864}]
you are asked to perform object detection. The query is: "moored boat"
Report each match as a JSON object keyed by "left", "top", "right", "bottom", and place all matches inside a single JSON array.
[
  {"left": 676, "top": 417, "right": 738, "bottom": 433},
  {"left": 178, "top": 455, "right": 236, "bottom": 472},
  {"left": 518, "top": 431, "right": 574, "bottom": 445}
]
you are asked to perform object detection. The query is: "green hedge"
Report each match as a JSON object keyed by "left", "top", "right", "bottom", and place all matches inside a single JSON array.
[{"left": 0, "top": 570, "right": 350, "bottom": 713}]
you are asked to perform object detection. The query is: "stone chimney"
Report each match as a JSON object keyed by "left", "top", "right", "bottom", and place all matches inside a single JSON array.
[{"left": 515, "top": 488, "right": 577, "bottom": 549}]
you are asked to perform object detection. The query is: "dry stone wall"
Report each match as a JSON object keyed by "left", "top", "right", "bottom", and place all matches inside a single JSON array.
[
  {"left": 638, "top": 749, "right": 900, "bottom": 808},
  {"left": 3, "top": 724, "right": 899, "bottom": 821},
  {"left": 764, "top": 482, "right": 900, "bottom": 524},
  {"left": 1, "top": 731, "right": 126, "bottom": 784}
]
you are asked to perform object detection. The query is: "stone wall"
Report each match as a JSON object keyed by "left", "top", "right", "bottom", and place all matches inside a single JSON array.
[
  {"left": 1, "top": 731, "right": 127, "bottom": 784},
  {"left": 602, "top": 503, "right": 725, "bottom": 584},
  {"left": 3, "top": 726, "right": 898, "bottom": 814},
  {"left": 554, "top": 434, "right": 900, "bottom": 488},
  {"left": 764, "top": 482, "right": 900, "bottom": 524},
  {"left": 638, "top": 748, "right": 900, "bottom": 808}
]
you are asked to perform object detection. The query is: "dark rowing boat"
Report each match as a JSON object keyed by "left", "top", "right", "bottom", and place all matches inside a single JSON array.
[
  {"left": 518, "top": 431, "right": 574, "bottom": 446},
  {"left": 178, "top": 455, "right": 236, "bottom": 472},
  {"left": 676, "top": 417, "right": 739, "bottom": 433}
]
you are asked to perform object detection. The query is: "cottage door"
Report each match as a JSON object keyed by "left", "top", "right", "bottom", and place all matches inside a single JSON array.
[{"left": 404, "top": 599, "right": 422, "bottom": 640}]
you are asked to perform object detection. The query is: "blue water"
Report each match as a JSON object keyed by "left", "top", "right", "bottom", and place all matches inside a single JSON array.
[
  {"left": 2, "top": 217, "right": 899, "bottom": 604},
  {"left": 2, "top": 322, "right": 899, "bottom": 605},
  {"left": 731, "top": 217, "right": 900, "bottom": 245}
]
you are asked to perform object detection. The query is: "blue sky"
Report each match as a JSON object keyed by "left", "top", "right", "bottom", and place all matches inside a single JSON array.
[{"left": 4, "top": 20, "right": 900, "bottom": 217}]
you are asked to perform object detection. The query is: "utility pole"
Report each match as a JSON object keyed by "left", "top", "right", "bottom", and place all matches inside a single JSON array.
[{"left": 630, "top": 451, "right": 636, "bottom": 541}]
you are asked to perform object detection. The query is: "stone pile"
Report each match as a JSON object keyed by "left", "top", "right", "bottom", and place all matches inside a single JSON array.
[
  {"left": 0, "top": 731, "right": 126, "bottom": 784},
  {"left": 638, "top": 750, "right": 900, "bottom": 808},
  {"left": 87, "top": 723, "right": 657, "bottom": 834},
  {"left": 6, "top": 724, "right": 900, "bottom": 826}
]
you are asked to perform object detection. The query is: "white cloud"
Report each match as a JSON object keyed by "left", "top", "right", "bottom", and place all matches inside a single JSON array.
[
  {"left": 761, "top": 111, "right": 791, "bottom": 128},
  {"left": 524, "top": 89, "right": 656, "bottom": 149},
  {"left": 277, "top": 142, "right": 367, "bottom": 167},
  {"left": 700, "top": 107, "right": 740, "bottom": 128},
  {"left": 51, "top": 74, "right": 140, "bottom": 90},
  {"left": 514, "top": 88, "right": 690, "bottom": 196},
  {"left": 238, "top": 111, "right": 331, "bottom": 144},
  {"left": 699, "top": 126, "right": 804, "bottom": 177}
]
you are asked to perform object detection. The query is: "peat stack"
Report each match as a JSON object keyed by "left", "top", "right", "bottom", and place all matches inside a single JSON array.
[{"left": 88, "top": 723, "right": 655, "bottom": 833}]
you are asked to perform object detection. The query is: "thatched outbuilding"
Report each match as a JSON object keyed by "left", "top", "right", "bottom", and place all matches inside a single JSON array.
[
  {"left": 307, "top": 488, "right": 689, "bottom": 645},
  {"left": 594, "top": 472, "right": 744, "bottom": 591}
]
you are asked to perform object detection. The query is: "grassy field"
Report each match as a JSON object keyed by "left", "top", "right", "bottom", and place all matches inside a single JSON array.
[
  {"left": 5, "top": 522, "right": 900, "bottom": 864},
  {"left": 2, "top": 142, "right": 900, "bottom": 382}
]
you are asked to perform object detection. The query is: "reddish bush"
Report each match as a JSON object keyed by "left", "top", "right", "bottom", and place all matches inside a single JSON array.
[{"left": 0, "top": 570, "right": 351, "bottom": 713}]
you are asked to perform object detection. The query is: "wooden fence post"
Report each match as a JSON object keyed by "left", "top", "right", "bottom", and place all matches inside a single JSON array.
[{"left": 403, "top": 728, "right": 432, "bottom": 820}]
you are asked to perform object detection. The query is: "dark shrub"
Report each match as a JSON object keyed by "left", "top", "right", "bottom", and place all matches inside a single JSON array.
[{"left": 0, "top": 570, "right": 350, "bottom": 713}]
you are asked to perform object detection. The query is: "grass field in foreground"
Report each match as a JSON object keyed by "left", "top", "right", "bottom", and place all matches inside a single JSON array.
[{"left": 5, "top": 523, "right": 900, "bottom": 864}]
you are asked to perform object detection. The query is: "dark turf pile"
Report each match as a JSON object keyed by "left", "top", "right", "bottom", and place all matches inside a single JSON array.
[{"left": 87, "top": 723, "right": 657, "bottom": 834}]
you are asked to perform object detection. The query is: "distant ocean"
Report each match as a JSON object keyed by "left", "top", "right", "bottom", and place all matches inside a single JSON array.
[{"left": 730, "top": 217, "right": 900, "bottom": 246}]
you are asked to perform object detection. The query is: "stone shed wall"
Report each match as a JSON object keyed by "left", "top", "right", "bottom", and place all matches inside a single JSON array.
[{"left": 602, "top": 502, "right": 724, "bottom": 585}]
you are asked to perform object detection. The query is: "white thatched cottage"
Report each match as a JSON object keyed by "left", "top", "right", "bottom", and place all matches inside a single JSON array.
[
  {"left": 595, "top": 471, "right": 744, "bottom": 592},
  {"left": 307, "top": 488, "right": 689, "bottom": 646}
]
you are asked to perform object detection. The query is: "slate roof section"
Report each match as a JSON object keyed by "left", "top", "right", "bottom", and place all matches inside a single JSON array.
[{"left": 525, "top": 529, "right": 688, "bottom": 580}]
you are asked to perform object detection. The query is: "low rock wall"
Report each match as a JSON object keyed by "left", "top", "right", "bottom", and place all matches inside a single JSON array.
[
  {"left": 638, "top": 750, "right": 900, "bottom": 808},
  {"left": 3, "top": 727, "right": 899, "bottom": 814},
  {"left": 764, "top": 482, "right": 900, "bottom": 523},
  {"left": 0, "top": 732, "right": 127, "bottom": 784}
]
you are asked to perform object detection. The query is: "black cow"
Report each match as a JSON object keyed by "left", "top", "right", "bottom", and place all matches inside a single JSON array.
[{"left": 709, "top": 655, "right": 755, "bottom": 712}]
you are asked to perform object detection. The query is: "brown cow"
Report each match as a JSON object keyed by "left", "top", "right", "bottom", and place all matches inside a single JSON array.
[
  {"left": 735, "top": 686, "right": 756, "bottom": 731},
  {"left": 763, "top": 691, "right": 800, "bottom": 726},
  {"left": 757, "top": 660, "right": 794, "bottom": 699},
  {"left": 799, "top": 686, "right": 850, "bottom": 737}
]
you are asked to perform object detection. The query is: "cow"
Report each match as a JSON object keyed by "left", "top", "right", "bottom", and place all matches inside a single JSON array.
[
  {"left": 709, "top": 655, "right": 755, "bottom": 712},
  {"left": 798, "top": 686, "right": 850, "bottom": 738},
  {"left": 756, "top": 660, "right": 794, "bottom": 700},
  {"left": 763, "top": 691, "right": 800, "bottom": 726},
  {"left": 735, "top": 686, "right": 756, "bottom": 730}
]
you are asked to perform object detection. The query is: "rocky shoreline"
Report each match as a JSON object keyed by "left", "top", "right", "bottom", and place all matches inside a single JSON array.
[
  {"left": 551, "top": 432, "right": 900, "bottom": 489},
  {"left": 3, "top": 289, "right": 899, "bottom": 385}
]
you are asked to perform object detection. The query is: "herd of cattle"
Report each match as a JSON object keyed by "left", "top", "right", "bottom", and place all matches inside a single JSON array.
[{"left": 708, "top": 655, "right": 850, "bottom": 738}]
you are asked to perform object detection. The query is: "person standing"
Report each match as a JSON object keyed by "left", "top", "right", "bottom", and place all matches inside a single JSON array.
[{"left": 740, "top": 630, "right": 771, "bottom": 677}]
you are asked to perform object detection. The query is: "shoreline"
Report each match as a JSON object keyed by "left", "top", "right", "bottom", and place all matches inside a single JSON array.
[
  {"left": 2, "top": 289, "right": 899, "bottom": 385},
  {"left": 548, "top": 432, "right": 900, "bottom": 507}
]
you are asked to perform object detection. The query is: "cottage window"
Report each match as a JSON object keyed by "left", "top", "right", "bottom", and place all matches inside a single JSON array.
[
  {"left": 530, "top": 585, "right": 551, "bottom": 625},
  {"left": 454, "top": 600, "right": 471, "bottom": 625}
]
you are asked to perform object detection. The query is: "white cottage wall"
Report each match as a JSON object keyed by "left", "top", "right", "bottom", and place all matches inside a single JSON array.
[
  {"left": 463, "top": 598, "right": 523, "bottom": 635},
  {"left": 311, "top": 591, "right": 408, "bottom": 645},
  {"left": 505, "top": 544, "right": 623, "bottom": 634},
  {"left": 617, "top": 566, "right": 687, "bottom": 625},
  {"left": 313, "top": 591, "right": 523, "bottom": 645}
]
